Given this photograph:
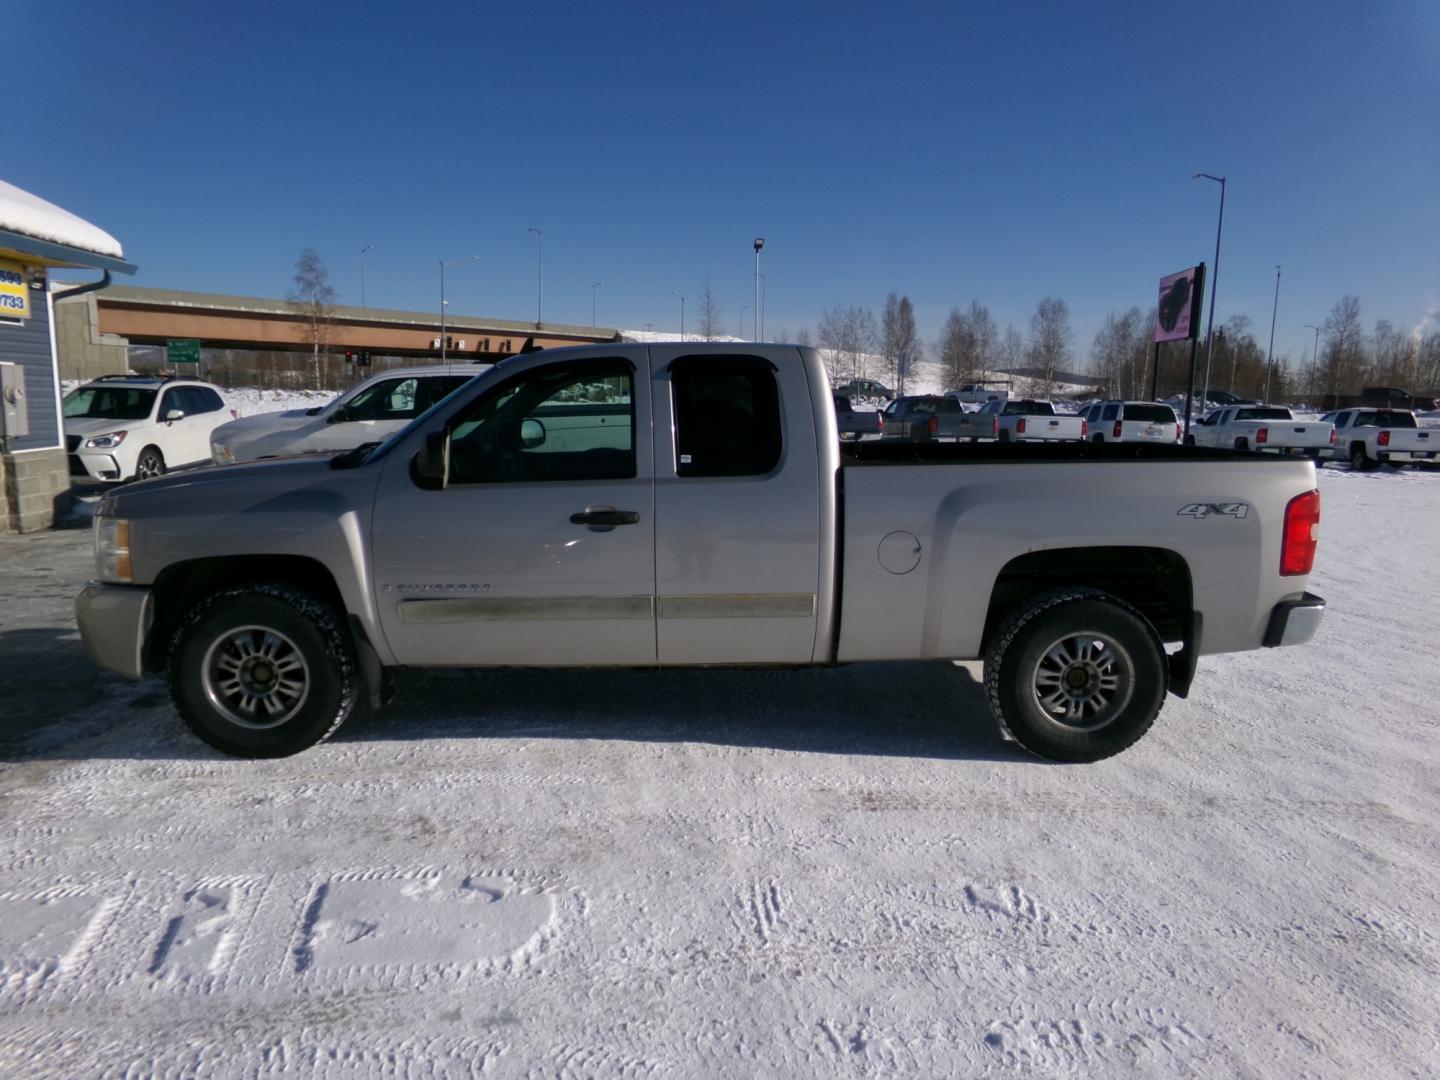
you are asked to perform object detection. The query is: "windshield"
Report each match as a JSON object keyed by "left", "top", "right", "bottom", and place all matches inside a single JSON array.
[
  {"left": 1235, "top": 407, "right": 1292, "bottom": 421},
  {"left": 355, "top": 372, "right": 482, "bottom": 465},
  {"left": 63, "top": 386, "right": 156, "bottom": 421}
]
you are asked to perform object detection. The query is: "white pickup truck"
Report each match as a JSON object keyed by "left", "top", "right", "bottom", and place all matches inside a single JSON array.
[
  {"left": 75, "top": 343, "right": 1325, "bottom": 764},
  {"left": 978, "top": 398, "right": 1088, "bottom": 443},
  {"left": 1187, "top": 406, "right": 1335, "bottom": 457},
  {"left": 1319, "top": 408, "right": 1436, "bottom": 470}
]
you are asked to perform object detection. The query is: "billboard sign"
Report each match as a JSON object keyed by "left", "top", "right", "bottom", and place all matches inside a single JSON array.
[{"left": 1155, "top": 264, "right": 1204, "bottom": 343}]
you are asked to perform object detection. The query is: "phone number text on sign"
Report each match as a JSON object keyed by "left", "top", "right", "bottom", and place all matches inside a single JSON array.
[{"left": 0, "top": 260, "right": 31, "bottom": 320}]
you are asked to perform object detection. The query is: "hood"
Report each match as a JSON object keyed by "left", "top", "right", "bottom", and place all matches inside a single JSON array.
[
  {"left": 212, "top": 408, "right": 323, "bottom": 443},
  {"left": 101, "top": 454, "right": 340, "bottom": 513}
]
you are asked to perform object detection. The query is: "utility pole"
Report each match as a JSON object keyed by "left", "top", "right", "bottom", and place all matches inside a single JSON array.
[
  {"left": 592, "top": 281, "right": 603, "bottom": 327},
  {"left": 670, "top": 291, "right": 686, "bottom": 340},
  {"left": 439, "top": 255, "right": 479, "bottom": 363},
  {"left": 528, "top": 227, "right": 543, "bottom": 327},
  {"left": 1194, "top": 173, "right": 1226, "bottom": 405},
  {"left": 1264, "top": 265, "right": 1281, "bottom": 402},
  {"left": 360, "top": 244, "right": 372, "bottom": 308},
  {"left": 753, "top": 237, "right": 764, "bottom": 341}
]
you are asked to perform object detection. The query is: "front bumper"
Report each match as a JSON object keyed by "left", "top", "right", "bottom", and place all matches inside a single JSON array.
[
  {"left": 75, "top": 582, "right": 154, "bottom": 679},
  {"left": 1263, "top": 592, "right": 1326, "bottom": 648},
  {"left": 70, "top": 451, "right": 125, "bottom": 482}
]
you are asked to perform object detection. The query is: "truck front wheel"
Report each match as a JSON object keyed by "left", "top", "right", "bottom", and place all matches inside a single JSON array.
[
  {"left": 983, "top": 590, "right": 1166, "bottom": 762},
  {"left": 168, "top": 584, "right": 358, "bottom": 757},
  {"left": 1349, "top": 443, "right": 1375, "bottom": 471}
]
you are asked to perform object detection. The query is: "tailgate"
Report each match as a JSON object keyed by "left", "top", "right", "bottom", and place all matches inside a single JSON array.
[{"left": 1022, "top": 416, "right": 1085, "bottom": 439}]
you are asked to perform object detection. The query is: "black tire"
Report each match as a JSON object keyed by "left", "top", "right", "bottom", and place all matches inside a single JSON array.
[
  {"left": 134, "top": 446, "right": 166, "bottom": 481},
  {"left": 998, "top": 430, "right": 1013, "bottom": 444},
  {"left": 1234, "top": 438, "right": 1249, "bottom": 452},
  {"left": 1349, "top": 443, "right": 1374, "bottom": 472},
  {"left": 983, "top": 590, "right": 1167, "bottom": 763},
  {"left": 1091, "top": 434, "right": 1105, "bottom": 444},
  {"left": 1183, "top": 435, "right": 1196, "bottom": 446},
  {"left": 168, "top": 583, "right": 357, "bottom": 757}
]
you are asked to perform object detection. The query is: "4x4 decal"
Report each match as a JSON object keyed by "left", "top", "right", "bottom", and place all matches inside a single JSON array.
[{"left": 1177, "top": 502, "right": 1249, "bottom": 519}]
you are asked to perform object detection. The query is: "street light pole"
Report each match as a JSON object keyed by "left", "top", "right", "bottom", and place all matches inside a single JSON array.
[
  {"left": 591, "top": 281, "right": 604, "bottom": 327},
  {"left": 670, "top": 291, "right": 685, "bottom": 341},
  {"left": 439, "top": 255, "right": 479, "bottom": 363},
  {"left": 1264, "top": 265, "right": 1281, "bottom": 402},
  {"left": 360, "top": 245, "right": 372, "bottom": 308},
  {"left": 528, "top": 227, "right": 543, "bottom": 327},
  {"left": 1305, "top": 323, "right": 1321, "bottom": 399},
  {"left": 1194, "top": 172, "right": 1226, "bottom": 405},
  {"left": 753, "top": 237, "right": 765, "bottom": 340},
  {"left": 760, "top": 273, "right": 766, "bottom": 340}
]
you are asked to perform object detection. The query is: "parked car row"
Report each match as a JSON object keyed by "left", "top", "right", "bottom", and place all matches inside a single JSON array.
[{"left": 66, "top": 368, "right": 1439, "bottom": 487}]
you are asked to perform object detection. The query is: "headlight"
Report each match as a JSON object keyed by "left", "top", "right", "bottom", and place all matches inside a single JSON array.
[
  {"left": 94, "top": 516, "right": 133, "bottom": 583},
  {"left": 84, "top": 431, "right": 127, "bottom": 449}
]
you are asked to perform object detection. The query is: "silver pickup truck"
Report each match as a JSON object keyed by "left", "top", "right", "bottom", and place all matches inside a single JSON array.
[{"left": 76, "top": 343, "right": 1326, "bottom": 763}]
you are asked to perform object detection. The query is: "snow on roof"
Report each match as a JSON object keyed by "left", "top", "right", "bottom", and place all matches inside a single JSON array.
[{"left": 0, "top": 179, "right": 125, "bottom": 260}]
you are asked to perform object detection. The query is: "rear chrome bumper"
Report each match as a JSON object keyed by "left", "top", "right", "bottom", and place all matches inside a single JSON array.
[
  {"left": 1263, "top": 592, "right": 1326, "bottom": 648},
  {"left": 75, "top": 582, "right": 153, "bottom": 679}
]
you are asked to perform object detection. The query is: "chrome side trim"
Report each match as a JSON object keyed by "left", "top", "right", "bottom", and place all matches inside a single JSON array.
[
  {"left": 397, "top": 595, "right": 654, "bottom": 624},
  {"left": 658, "top": 593, "right": 817, "bottom": 619}
]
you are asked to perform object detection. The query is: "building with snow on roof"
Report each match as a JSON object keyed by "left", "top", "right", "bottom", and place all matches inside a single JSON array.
[{"left": 0, "top": 179, "right": 136, "bottom": 532}]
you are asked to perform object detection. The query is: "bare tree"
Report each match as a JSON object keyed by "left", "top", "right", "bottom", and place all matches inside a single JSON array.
[
  {"left": 881, "top": 294, "right": 921, "bottom": 389},
  {"left": 1027, "top": 297, "right": 1073, "bottom": 394},
  {"left": 1320, "top": 295, "right": 1365, "bottom": 400},
  {"left": 818, "top": 305, "right": 878, "bottom": 384},
  {"left": 1001, "top": 324, "right": 1023, "bottom": 371},
  {"left": 936, "top": 307, "right": 972, "bottom": 389},
  {"left": 696, "top": 275, "right": 723, "bottom": 341},
  {"left": 794, "top": 327, "right": 812, "bottom": 348},
  {"left": 287, "top": 249, "right": 338, "bottom": 390}
]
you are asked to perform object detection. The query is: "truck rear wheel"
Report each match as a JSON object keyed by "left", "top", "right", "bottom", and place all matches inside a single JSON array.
[
  {"left": 983, "top": 590, "right": 1166, "bottom": 762},
  {"left": 169, "top": 583, "right": 357, "bottom": 757},
  {"left": 1349, "top": 443, "right": 1375, "bottom": 471}
]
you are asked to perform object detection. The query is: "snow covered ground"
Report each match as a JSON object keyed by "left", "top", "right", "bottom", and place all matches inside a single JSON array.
[{"left": 1, "top": 465, "right": 1437, "bottom": 1077}]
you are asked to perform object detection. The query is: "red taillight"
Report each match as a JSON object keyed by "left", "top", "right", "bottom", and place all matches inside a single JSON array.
[
  {"left": 1281, "top": 489, "right": 1321, "bottom": 576},
  {"left": 1017, "top": 417, "right": 1027, "bottom": 434},
  {"left": 1175, "top": 423, "right": 1181, "bottom": 442},
  {"left": 876, "top": 413, "right": 884, "bottom": 429},
  {"left": 1081, "top": 419, "right": 1089, "bottom": 439},
  {"left": 991, "top": 417, "right": 999, "bottom": 437},
  {"left": 1113, "top": 420, "right": 1123, "bottom": 439},
  {"left": 1378, "top": 430, "right": 1391, "bottom": 447},
  {"left": 1329, "top": 428, "right": 1336, "bottom": 445},
  {"left": 929, "top": 414, "right": 939, "bottom": 435},
  {"left": 1257, "top": 427, "right": 1268, "bottom": 444}
]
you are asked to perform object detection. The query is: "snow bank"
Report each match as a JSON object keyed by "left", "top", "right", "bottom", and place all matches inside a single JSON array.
[{"left": 0, "top": 179, "right": 125, "bottom": 260}]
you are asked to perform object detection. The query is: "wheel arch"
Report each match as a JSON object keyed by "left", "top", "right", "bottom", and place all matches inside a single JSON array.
[
  {"left": 143, "top": 555, "right": 346, "bottom": 673},
  {"left": 981, "top": 545, "right": 1200, "bottom": 697}
]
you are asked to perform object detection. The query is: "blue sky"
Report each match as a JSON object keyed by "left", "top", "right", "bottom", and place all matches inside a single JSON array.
[{"left": 9, "top": 0, "right": 1438, "bottom": 367}]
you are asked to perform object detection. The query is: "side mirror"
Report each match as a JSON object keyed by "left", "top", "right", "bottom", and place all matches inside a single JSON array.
[
  {"left": 165, "top": 409, "right": 185, "bottom": 421},
  {"left": 328, "top": 406, "right": 350, "bottom": 423},
  {"left": 411, "top": 430, "right": 450, "bottom": 490},
  {"left": 520, "top": 418, "right": 546, "bottom": 449}
]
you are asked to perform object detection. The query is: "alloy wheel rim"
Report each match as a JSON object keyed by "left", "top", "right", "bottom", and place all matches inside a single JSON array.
[
  {"left": 201, "top": 625, "right": 311, "bottom": 729},
  {"left": 1030, "top": 631, "right": 1135, "bottom": 732},
  {"left": 138, "top": 454, "right": 162, "bottom": 479}
]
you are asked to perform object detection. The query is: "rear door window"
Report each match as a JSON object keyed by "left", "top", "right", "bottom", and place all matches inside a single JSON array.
[
  {"left": 1124, "top": 404, "right": 1175, "bottom": 423},
  {"left": 671, "top": 355, "right": 782, "bottom": 478}
]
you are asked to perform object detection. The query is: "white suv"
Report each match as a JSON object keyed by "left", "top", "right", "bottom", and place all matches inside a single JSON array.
[
  {"left": 1080, "top": 400, "right": 1181, "bottom": 444},
  {"left": 210, "top": 365, "right": 476, "bottom": 464},
  {"left": 64, "top": 376, "right": 234, "bottom": 482}
]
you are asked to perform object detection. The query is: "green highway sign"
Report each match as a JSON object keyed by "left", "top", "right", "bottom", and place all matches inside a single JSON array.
[{"left": 167, "top": 338, "right": 201, "bottom": 366}]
